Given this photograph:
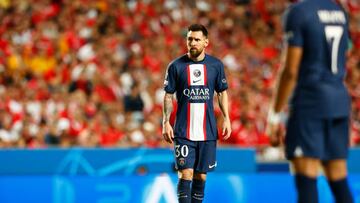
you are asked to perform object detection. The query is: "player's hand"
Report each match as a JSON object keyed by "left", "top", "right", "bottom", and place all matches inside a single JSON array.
[
  {"left": 162, "top": 121, "right": 174, "bottom": 144},
  {"left": 266, "top": 122, "right": 284, "bottom": 147},
  {"left": 222, "top": 118, "right": 231, "bottom": 140}
]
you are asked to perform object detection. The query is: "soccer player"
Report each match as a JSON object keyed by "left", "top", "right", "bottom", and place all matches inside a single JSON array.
[
  {"left": 162, "top": 24, "right": 231, "bottom": 203},
  {"left": 267, "top": 0, "right": 354, "bottom": 203}
]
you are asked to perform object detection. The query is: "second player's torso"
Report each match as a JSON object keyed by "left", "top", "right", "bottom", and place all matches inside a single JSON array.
[{"left": 290, "top": 0, "right": 350, "bottom": 118}]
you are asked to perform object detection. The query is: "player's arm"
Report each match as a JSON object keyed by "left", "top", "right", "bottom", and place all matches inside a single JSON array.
[
  {"left": 268, "top": 45, "right": 303, "bottom": 146},
  {"left": 162, "top": 92, "right": 174, "bottom": 144},
  {"left": 267, "top": 3, "right": 305, "bottom": 146},
  {"left": 273, "top": 46, "right": 302, "bottom": 112},
  {"left": 217, "top": 90, "right": 231, "bottom": 140},
  {"left": 271, "top": 5, "right": 304, "bottom": 114}
]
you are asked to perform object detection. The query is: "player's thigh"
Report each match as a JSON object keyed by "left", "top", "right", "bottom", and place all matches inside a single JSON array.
[
  {"left": 174, "top": 138, "right": 196, "bottom": 171},
  {"left": 291, "top": 157, "right": 321, "bottom": 178},
  {"left": 323, "top": 117, "right": 350, "bottom": 160},
  {"left": 322, "top": 117, "right": 350, "bottom": 181},
  {"left": 285, "top": 114, "right": 325, "bottom": 160},
  {"left": 178, "top": 168, "right": 194, "bottom": 180},
  {"left": 322, "top": 159, "right": 348, "bottom": 181},
  {"left": 193, "top": 172, "right": 207, "bottom": 181},
  {"left": 194, "top": 140, "right": 217, "bottom": 173}
]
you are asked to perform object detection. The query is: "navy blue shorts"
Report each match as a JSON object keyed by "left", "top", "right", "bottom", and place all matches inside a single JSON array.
[
  {"left": 173, "top": 138, "right": 217, "bottom": 173},
  {"left": 285, "top": 114, "right": 350, "bottom": 161}
]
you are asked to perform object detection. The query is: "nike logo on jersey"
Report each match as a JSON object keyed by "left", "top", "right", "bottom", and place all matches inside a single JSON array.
[
  {"left": 193, "top": 79, "right": 201, "bottom": 83},
  {"left": 208, "top": 162, "right": 217, "bottom": 169}
]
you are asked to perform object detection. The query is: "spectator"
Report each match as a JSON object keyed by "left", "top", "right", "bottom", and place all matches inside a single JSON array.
[{"left": 0, "top": 0, "right": 358, "bottom": 154}]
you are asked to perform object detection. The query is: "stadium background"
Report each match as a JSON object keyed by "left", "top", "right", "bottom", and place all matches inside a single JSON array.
[{"left": 0, "top": 0, "right": 359, "bottom": 202}]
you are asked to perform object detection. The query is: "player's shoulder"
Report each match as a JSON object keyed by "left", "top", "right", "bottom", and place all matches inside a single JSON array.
[
  {"left": 205, "top": 54, "right": 223, "bottom": 66},
  {"left": 283, "top": 0, "right": 314, "bottom": 26},
  {"left": 289, "top": 0, "right": 339, "bottom": 12},
  {"left": 285, "top": 0, "right": 308, "bottom": 17},
  {"left": 168, "top": 54, "right": 188, "bottom": 68}
]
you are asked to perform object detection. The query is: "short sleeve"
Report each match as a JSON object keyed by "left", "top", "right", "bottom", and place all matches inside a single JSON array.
[
  {"left": 164, "top": 63, "right": 177, "bottom": 93},
  {"left": 283, "top": 6, "right": 304, "bottom": 47},
  {"left": 215, "top": 62, "right": 228, "bottom": 93}
]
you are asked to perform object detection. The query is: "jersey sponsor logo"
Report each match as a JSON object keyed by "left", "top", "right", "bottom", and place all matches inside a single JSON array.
[
  {"left": 193, "top": 79, "right": 201, "bottom": 83},
  {"left": 183, "top": 88, "right": 210, "bottom": 101},
  {"left": 208, "top": 161, "right": 217, "bottom": 169},
  {"left": 317, "top": 10, "right": 346, "bottom": 24}
]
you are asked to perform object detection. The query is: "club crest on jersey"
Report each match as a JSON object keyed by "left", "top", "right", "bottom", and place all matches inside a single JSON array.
[
  {"left": 178, "top": 158, "right": 186, "bottom": 166},
  {"left": 193, "top": 69, "right": 201, "bottom": 78}
]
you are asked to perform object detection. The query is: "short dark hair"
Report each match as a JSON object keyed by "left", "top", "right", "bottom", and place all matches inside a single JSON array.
[{"left": 188, "top": 24, "right": 208, "bottom": 38}]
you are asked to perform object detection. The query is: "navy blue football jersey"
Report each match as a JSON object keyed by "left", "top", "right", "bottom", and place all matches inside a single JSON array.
[
  {"left": 164, "top": 54, "right": 228, "bottom": 141},
  {"left": 284, "top": 0, "right": 350, "bottom": 117}
]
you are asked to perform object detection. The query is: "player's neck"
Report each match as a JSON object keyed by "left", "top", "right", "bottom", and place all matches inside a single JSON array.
[{"left": 188, "top": 52, "right": 206, "bottom": 62}]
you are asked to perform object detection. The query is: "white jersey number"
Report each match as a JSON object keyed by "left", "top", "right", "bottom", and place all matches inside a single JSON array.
[
  {"left": 324, "top": 25, "right": 344, "bottom": 74},
  {"left": 175, "top": 145, "right": 189, "bottom": 158}
]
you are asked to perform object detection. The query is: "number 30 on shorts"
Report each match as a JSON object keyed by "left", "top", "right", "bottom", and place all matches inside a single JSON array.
[{"left": 175, "top": 145, "right": 189, "bottom": 157}]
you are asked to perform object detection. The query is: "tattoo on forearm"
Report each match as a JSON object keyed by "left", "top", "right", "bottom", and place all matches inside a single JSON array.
[{"left": 163, "top": 94, "right": 173, "bottom": 122}]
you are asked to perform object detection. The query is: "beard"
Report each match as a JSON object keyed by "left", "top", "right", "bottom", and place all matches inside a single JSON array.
[{"left": 189, "top": 48, "right": 202, "bottom": 58}]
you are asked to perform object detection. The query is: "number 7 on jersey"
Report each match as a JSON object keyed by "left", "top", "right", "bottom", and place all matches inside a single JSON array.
[{"left": 324, "top": 25, "right": 344, "bottom": 74}]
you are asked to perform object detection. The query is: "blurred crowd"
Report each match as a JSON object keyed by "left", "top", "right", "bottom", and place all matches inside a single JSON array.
[{"left": 0, "top": 0, "right": 359, "bottom": 150}]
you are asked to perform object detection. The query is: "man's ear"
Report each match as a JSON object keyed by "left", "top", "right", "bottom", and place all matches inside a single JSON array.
[{"left": 205, "top": 38, "right": 209, "bottom": 47}]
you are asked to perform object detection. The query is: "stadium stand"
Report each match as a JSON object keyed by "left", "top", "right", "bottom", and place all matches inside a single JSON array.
[{"left": 0, "top": 0, "right": 359, "bottom": 158}]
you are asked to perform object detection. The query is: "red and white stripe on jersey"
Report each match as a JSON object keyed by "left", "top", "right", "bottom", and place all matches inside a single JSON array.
[{"left": 186, "top": 64, "right": 207, "bottom": 141}]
